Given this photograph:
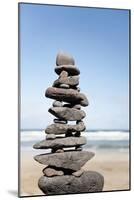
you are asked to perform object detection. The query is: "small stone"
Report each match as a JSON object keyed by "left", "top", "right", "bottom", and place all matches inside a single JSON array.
[
  {"left": 45, "top": 87, "right": 89, "bottom": 107},
  {"left": 53, "top": 75, "right": 79, "bottom": 87},
  {"left": 46, "top": 134, "right": 56, "bottom": 140},
  {"left": 73, "top": 104, "right": 81, "bottom": 110},
  {"left": 55, "top": 65, "right": 80, "bottom": 76},
  {"left": 54, "top": 119, "right": 67, "bottom": 124},
  {"left": 72, "top": 169, "right": 84, "bottom": 177},
  {"left": 49, "top": 107, "right": 86, "bottom": 121},
  {"left": 43, "top": 167, "right": 64, "bottom": 177},
  {"left": 38, "top": 171, "right": 104, "bottom": 194},
  {"left": 56, "top": 52, "right": 75, "bottom": 66},
  {"left": 59, "top": 70, "right": 68, "bottom": 77},
  {"left": 59, "top": 84, "right": 69, "bottom": 89},
  {"left": 75, "top": 146, "right": 83, "bottom": 151},
  {"left": 45, "top": 121, "right": 85, "bottom": 135},
  {"left": 77, "top": 87, "right": 80, "bottom": 92},
  {"left": 66, "top": 130, "right": 73, "bottom": 137},
  {"left": 55, "top": 149, "right": 64, "bottom": 153},
  {"left": 74, "top": 131, "right": 81, "bottom": 137},
  {"left": 53, "top": 100, "right": 63, "bottom": 107}
]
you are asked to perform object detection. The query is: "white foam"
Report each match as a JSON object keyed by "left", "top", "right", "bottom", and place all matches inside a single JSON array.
[
  {"left": 21, "top": 131, "right": 44, "bottom": 142},
  {"left": 81, "top": 131, "right": 129, "bottom": 141},
  {"left": 20, "top": 130, "right": 129, "bottom": 142}
]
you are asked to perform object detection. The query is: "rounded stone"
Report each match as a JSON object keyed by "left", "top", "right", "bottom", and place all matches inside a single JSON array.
[
  {"left": 38, "top": 171, "right": 104, "bottom": 195},
  {"left": 53, "top": 100, "right": 63, "bottom": 107},
  {"left": 43, "top": 167, "right": 64, "bottom": 177},
  {"left": 55, "top": 149, "right": 64, "bottom": 153},
  {"left": 46, "top": 134, "right": 56, "bottom": 140},
  {"left": 56, "top": 52, "right": 75, "bottom": 66},
  {"left": 73, "top": 104, "right": 81, "bottom": 110}
]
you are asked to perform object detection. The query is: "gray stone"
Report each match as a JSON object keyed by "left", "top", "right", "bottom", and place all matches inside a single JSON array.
[
  {"left": 72, "top": 169, "right": 84, "bottom": 177},
  {"left": 56, "top": 52, "right": 75, "bottom": 66},
  {"left": 75, "top": 146, "right": 83, "bottom": 151},
  {"left": 45, "top": 121, "right": 85, "bottom": 135},
  {"left": 63, "top": 103, "right": 81, "bottom": 109},
  {"left": 74, "top": 131, "right": 81, "bottom": 137},
  {"left": 33, "top": 136, "right": 86, "bottom": 149},
  {"left": 43, "top": 167, "right": 64, "bottom": 177},
  {"left": 53, "top": 75, "right": 79, "bottom": 87},
  {"left": 34, "top": 151, "right": 94, "bottom": 171},
  {"left": 45, "top": 87, "right": 89, "bottom": 107},
  {"left": 55, "top": 65, "right": 80, "bottom": 76},
  {"left": 77, "top": 87, "right": 80, "bottom": 92},
  {"left": 55, "top": 149, "right": 64, "bottom": 153},
  {"left": 59, "top": 70, "right": 68, "bottom": 77},
  {"left": 46, "top": 134, "right": 56, "bottom": 140},
  {"left": 65, "top": 130, "right": 73, "bottom": 137},
  {"left": 38, "top": 171, "right": 104, "bottom": 194},
  {"left": 59, "top": 84, "right": 69, "bottom": 89},
  {"left": 52, "top": 100, "right": 63, "bottom": 107},
  {"left": 54, "top": 119, "right": 67, "bottom": 124},
  {"left": 49, "top": 107, "right": 86, "bottom": 121},
  {"left": 73, "top": 104, "right": 81, "bottom": 110}
]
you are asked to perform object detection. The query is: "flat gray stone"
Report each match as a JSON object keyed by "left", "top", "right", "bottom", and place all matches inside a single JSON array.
[
  {"left": 53, "top": 75, "right": 79, "bottom": 87},
  {"left": 45, "top": 87, "right": 89, "bottom": 107},
  {"left": 49, "top": 107, "right": 86, "bottom": 121},
  {"left": 38, "top": 171, "right": 104, "bottom": 194},
  {"left": 54, "top": 119, "right": 67, "bottom": 124},
  {"left": 33, "top": 136, "right": 86, "bottom": 149},
  {"left": 59, "top": 83, "right": 69, "bottom": 89},
  {"left": 56, "top": 52, "right": 75, "bottom": 66},
  {"left": 34, "top": 151, "right": 94, "bottom": 171},
  {"left": 43, "top": 167, "right": 64, "bottom": 177},
  {"left": 45, "top": 121, "right": 85, "bottom": 135}
]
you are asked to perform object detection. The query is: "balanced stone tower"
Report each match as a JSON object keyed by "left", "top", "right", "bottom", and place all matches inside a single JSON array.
[{"left": 33, "top": 52, "right": 104, "bottom": 195}]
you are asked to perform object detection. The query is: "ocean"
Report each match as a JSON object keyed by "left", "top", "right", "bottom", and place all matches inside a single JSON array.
[{"left": 20, "top": 130, "right": 129, "bottom": 154}]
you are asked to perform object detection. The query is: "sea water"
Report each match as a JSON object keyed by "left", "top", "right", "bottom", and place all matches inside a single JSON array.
[{"left": 20, "top": 130, "right": 129, "bottom": 154}]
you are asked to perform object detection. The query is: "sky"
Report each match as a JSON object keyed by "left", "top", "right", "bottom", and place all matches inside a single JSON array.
[{"left": 20, "top": 3, "right": 129, "bottom": 130}]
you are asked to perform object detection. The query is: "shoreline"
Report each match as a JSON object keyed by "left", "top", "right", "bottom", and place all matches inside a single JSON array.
[{"left": 20, "top": 149, "right": 129, "bottom": 196}]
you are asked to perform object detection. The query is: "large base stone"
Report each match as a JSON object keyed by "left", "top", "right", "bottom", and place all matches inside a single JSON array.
[{"left": 38, "top": 171, "right": 104, "bottom": 195}]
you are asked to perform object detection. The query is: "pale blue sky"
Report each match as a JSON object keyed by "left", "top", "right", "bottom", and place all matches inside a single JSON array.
[{"left": 20, "top": 3, "right": 129, "bottom": 130}]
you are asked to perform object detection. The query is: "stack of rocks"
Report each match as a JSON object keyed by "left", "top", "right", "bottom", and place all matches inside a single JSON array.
[{"left": 33, "top": 53, "right": 104, "bottom": 195}]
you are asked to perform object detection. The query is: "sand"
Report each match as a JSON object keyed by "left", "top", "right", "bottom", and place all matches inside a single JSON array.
[{"left": 20, "top": 150, "right": 130, "bottom": 196}]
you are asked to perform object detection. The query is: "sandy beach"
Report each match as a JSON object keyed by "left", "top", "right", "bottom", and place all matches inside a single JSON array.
[{"left": 20, "top": 149, "right": 130, "bottom": 196}]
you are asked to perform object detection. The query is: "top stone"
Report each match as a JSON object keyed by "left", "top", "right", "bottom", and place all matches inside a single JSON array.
[{"left": 56, "top": 52, "right": 75, "bottom": 66}]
